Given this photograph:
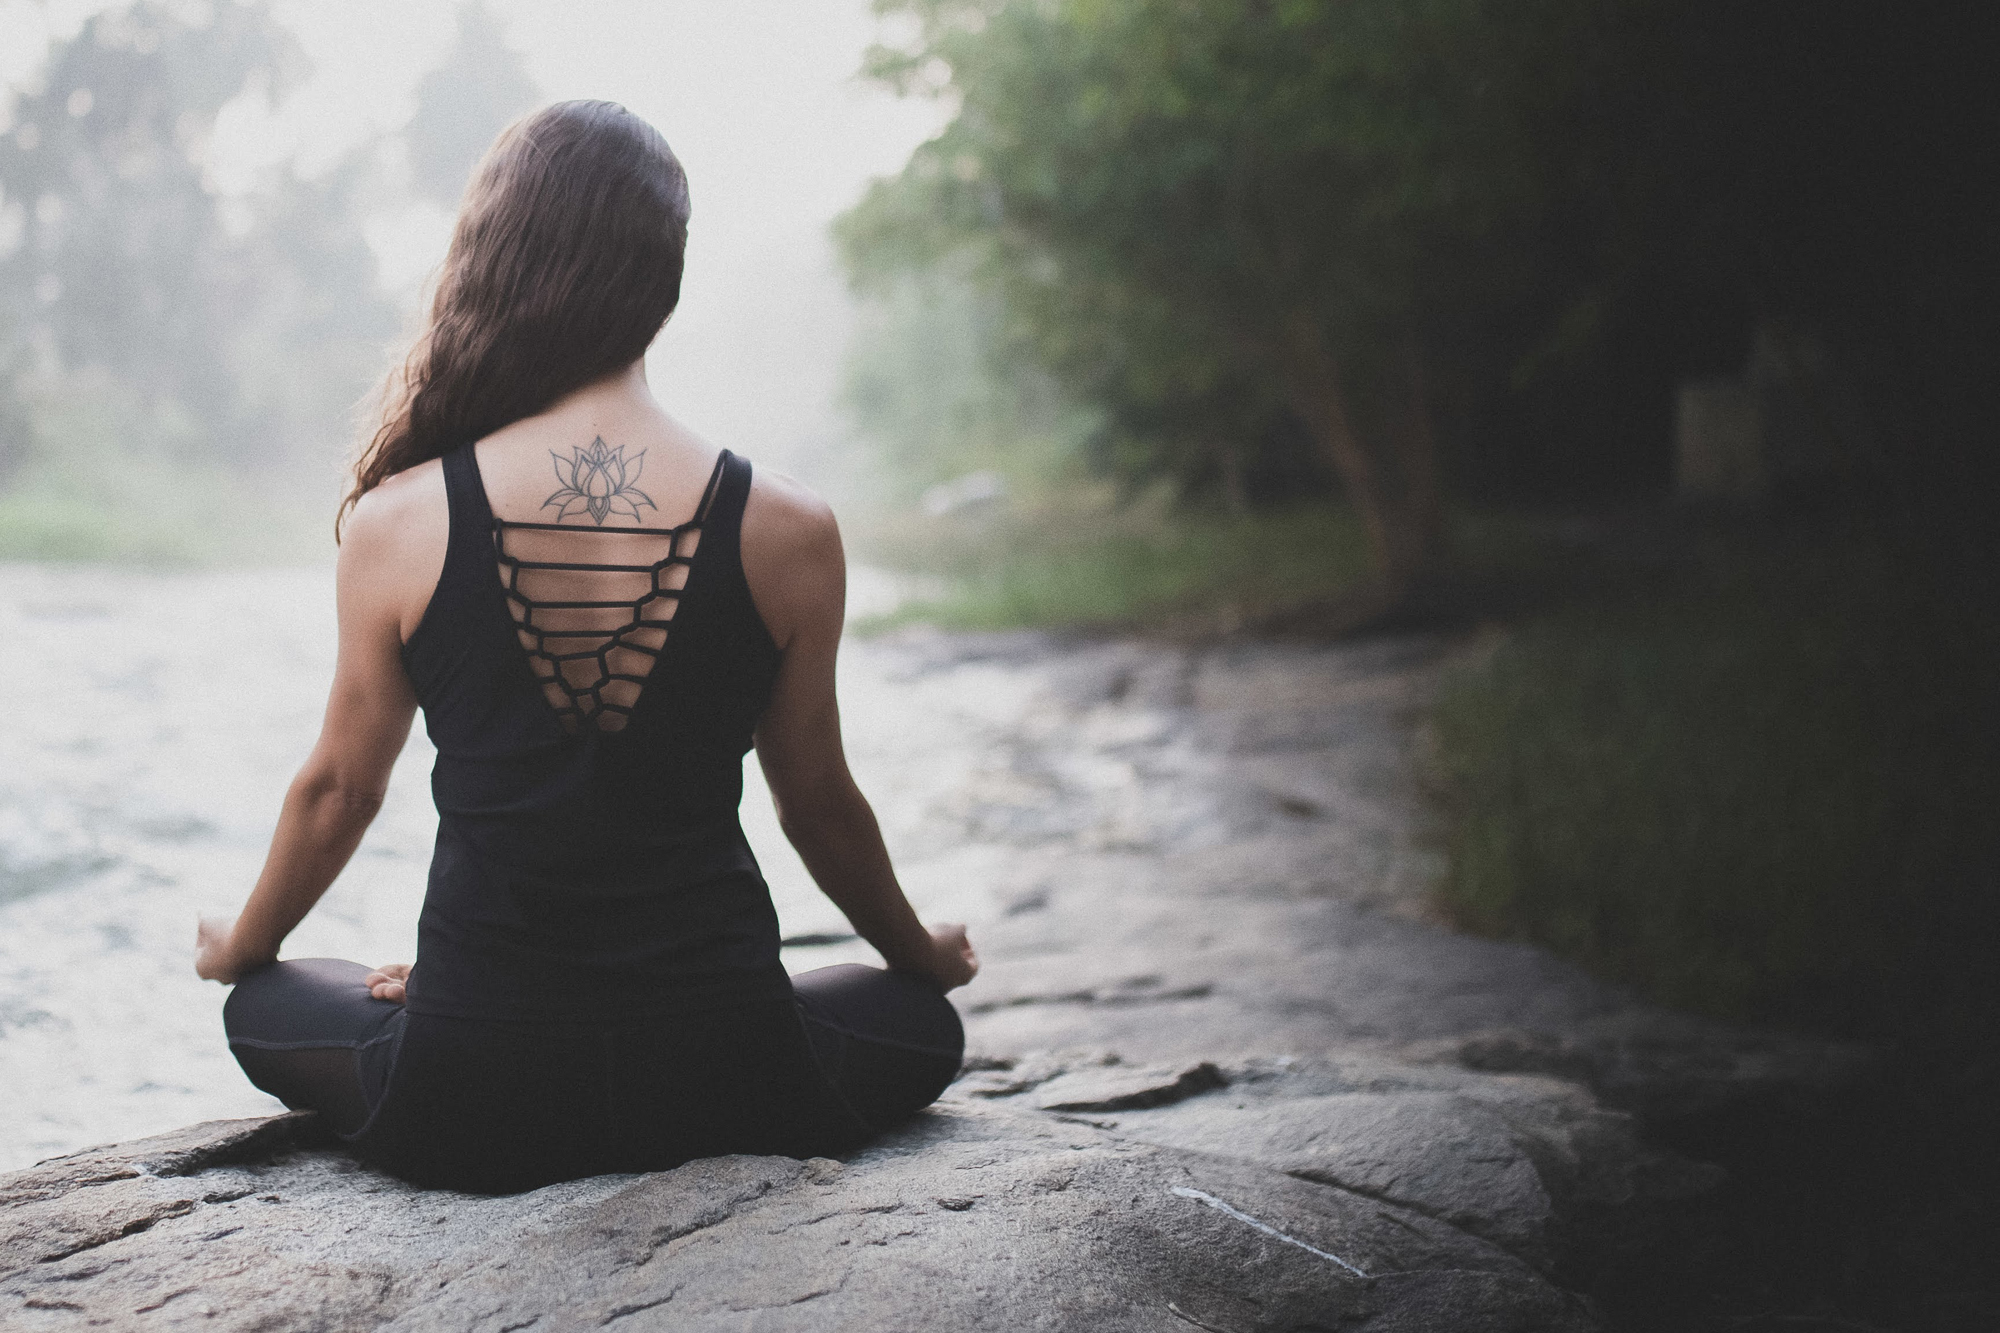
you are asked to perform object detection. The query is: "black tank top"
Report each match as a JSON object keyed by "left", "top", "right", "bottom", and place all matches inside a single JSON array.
[{"left": 398, "top": 442, "right": 788, "bottom": 1022}]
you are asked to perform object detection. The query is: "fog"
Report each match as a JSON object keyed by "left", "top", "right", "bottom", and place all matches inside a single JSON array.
[{"left": 0, "top": 0, "right": 944, "bottom": 502}]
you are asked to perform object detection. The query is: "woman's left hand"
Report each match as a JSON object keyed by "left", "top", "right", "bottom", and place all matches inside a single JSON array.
[
  {"left": 363, "top": 963, "right": 411, "bottom": 1003},
  {"left": 919, "top": 923, "right": 979, "bottom": 991}
]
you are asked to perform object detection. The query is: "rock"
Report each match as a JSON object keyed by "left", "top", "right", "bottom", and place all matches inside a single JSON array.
[
  {"left": 0, "top": 1113, "right": 324, "bottom": 1275},
  {"left": 1397, "top": 1019, "right": 1877, "bottom": 1125},
  {"left": 1030, "top": 1061, "right": 1227, "bottom": 1112},
  {"left": 891, "top": 630, "right": 1872, "bottom": 1134},
  {"left": 1036, "top": 1055, "right": 1725, "bottom": 1280},
  {"left": 0, "top": 619, "right": 1870, "bottom": 1326},
  {"left": 1, "top": 1104, "right": 1601, "bottom": 1332}
]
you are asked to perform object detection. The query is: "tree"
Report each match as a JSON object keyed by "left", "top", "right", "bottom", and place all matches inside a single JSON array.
[
  {"left": 0, "top": 1, "right": 404, "bottom": 479},
  {"left": 229, "top": 147, "right": 402, "bottom": 467},
  {"left": 844, "top": 0, "right": 1997, "bottom": 602},
  {"left": 404, "top": 3, "right": 539, "bottom": 208},
  {"left": 840, "top": 0, "right": 1541, "bottom": 592},
  {"left": 0, "top": 2, "right": 304, "bottom": 445}
]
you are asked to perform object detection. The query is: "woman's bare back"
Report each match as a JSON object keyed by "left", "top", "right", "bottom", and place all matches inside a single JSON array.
[{"left": 356, "top": 363, "right": 837, "bottom": 675}]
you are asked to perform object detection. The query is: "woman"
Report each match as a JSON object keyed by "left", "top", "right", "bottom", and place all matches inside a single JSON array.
[{"left": 193, "top": 100, "right": 976, "bottom": 1195}]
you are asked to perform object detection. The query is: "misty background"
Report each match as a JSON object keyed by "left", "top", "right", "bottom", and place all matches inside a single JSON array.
[{"left": 0, "top": 0, "right": 943, "bottom": 560}]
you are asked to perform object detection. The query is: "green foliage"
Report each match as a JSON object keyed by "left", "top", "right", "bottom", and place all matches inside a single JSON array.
[
  {"left": 844, "top": 0, "right": 1993, "bottom": 529},
  {"left": 842, "top": 0, "right": 1519, "bottom": 513},
  {"left": 1429, "top": 535, "right": 1999, "bottom": 1036},
  {"left": 856, "top": 489, "right": 1373, "bottom": 632},
  {"left": 0, "top": 369, "right": 324, "bottom": 562},
  {"left": 839, "top": 263, "right": 1371, "bottom": 629},
  {"left": 839, "top": 0, "right": 1998, "bottom": 1053}
]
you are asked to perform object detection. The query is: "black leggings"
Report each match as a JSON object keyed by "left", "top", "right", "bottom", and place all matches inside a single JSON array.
[{"left": 224, "top": 960, "right": 963, "bottom": 1194}]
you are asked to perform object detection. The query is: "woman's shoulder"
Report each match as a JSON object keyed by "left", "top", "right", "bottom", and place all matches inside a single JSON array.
[
  {"left": 742, "top": 463, "right": 837, "bottom": 547},
  {"left": 739, "top": 463, "right": 843, "bottom": 651},
  {"left": 339, "top": 458, "right": 451, "bottom": 641},
  {"left": 347, "top": 456, "right": 447, "bottom": 541}
]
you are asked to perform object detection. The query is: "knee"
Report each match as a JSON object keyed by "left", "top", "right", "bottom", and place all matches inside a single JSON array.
[
  {"left": 916, "top": 983, "right": 965, "bottom": 1063},
  {"left": 886, "top": 971, "right": 965, "bottom": 1059},
  {"left": 794, "top": 963, "right": 966, "bottom": 1058},
  {"left": 222, "top": 960, "right": 294, "bottom": 1040},
  {"left": 223, "top": 957, "right": 377, "bottom": 1042}
]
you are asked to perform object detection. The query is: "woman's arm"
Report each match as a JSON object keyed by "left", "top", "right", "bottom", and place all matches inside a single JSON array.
[
  {"left": 194, "top": 493, "right": 422, "bottom": 986},
  {"left": 746, "top": 477, "right": 977, "bottom": 992}
]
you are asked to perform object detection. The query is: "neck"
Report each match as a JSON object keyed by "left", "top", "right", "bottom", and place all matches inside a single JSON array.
[
  {"left": 553, "top": 359, "right": 654, "bottom": 417},
  {"left": 475, "top": 356, "right": 692, "bottom": 464}
]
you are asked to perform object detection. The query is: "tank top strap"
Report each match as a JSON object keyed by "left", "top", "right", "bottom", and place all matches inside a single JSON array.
[
  {"left": 439, "top": 442, "right": 497, "bottom": 568},
  {"left": 699, "top": 449, "right": 753, "bottom": 567}
]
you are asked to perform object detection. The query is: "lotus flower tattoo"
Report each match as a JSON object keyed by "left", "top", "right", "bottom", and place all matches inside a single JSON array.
[{"left": 543, "top": 437, "right": 657, "bottom": 525}]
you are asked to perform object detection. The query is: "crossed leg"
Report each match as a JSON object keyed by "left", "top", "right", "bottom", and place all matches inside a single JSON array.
[{"left": 223, "top": 958, "right": 404, "bottom": 1138}]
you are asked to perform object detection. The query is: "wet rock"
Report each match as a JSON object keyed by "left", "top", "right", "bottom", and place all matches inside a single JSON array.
[
  {"left": 1030, "top": 1060, "right": 1228, "bottom": 1112},
  {"left": 1048, "top": 1056, "right": 1725, "bottom": 1279},
  {"left": 1397, "top": 1019, "right": 1877, "bottom": 1124},
  {"left": 1, "top": 1105, "right": 1600, "bottom": 1332},
  {"left": 0, "top": 618, "right": 1869, "bottom": 1326},
  {"left": 870, "top": 630, "right": 1866, "bottom": 1139}
]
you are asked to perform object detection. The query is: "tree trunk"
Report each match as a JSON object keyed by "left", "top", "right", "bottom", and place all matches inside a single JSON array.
[
  {"left": 1277, "top": 311, "right": 1442, "bottom": 596},
  {"left": 1394, "top": 328, "right": 1446, "bottom": 577}
]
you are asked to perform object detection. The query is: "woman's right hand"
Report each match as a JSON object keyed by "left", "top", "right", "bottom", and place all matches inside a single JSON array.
[
  {"left": 195, "top": 915, "right": 275, "bottom": 985},
  {"left": 921, "top": 923, "right": 979, "bottom": 991},
  {"left": 363, "top": 962, "right": 411, "bottom": 1003}
]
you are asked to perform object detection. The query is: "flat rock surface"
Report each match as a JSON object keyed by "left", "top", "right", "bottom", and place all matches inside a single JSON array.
[
  {"left": 0, "top": 626, "right": 1867, "bottom": 1328},
  {"left": 864, "top": 632, "right": 1867, "bottom": 1123},
  {"left": 5, "top": 1107, "right": 1600, "bottom": 1332}
]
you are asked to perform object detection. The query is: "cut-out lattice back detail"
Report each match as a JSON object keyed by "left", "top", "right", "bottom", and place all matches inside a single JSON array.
[{"left": 493, "top": 453, "right": 726, "bottom": 734}]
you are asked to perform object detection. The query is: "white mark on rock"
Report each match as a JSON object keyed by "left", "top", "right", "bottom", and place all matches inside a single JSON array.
[
  {"left": 1169, "top": 1186, "right": 1368, "bottom": 1278},
  {"left": 1166, "top": 1301, "right": 1232, "bottom": 1332}
]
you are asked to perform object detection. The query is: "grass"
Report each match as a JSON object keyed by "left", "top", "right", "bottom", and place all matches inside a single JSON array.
[
  {"left": 0, "top": 469, "right": 332, "bottom": 565},
  {"left": 0, "top": 370, "right": 336, "bottom": 566},
  {"left": 1428, "top": 526, "right": 1999, "bottom": 1038},
  {"left": 851, "top": 486, "right": 1377, "bottom": 632},
  {"left": 863, "top": 478, "right": 2000, "bottom": 1039}
]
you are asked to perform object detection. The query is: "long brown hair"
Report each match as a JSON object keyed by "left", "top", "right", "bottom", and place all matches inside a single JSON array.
[{"left": 340, "top": 100, "right": 690, "bottom": 535}]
